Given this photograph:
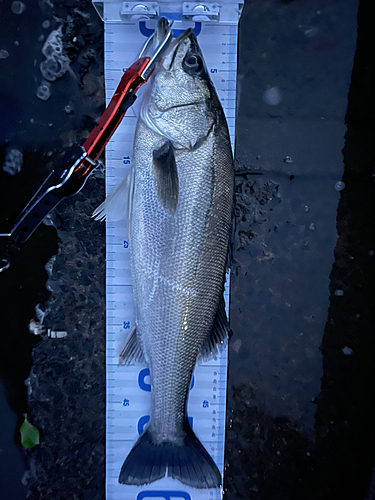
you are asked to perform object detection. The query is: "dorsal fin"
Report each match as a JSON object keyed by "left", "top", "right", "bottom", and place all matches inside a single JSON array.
[
  {"left": 118, "top": 323, "right": 145, "bottom": 366},
  {"left": 92, "top": 168, "right": 135, "bottom": 235}
]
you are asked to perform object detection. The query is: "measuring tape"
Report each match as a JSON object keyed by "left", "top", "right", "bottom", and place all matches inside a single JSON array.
[{"left": 94, "top": 3, "right": 242, "bottom": 498}]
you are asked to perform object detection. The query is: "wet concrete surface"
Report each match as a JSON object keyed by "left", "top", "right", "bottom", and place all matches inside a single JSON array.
[
  {"left": 1, "top": 0, "right": 375, "bottom": 499},
  {"left": 0, "top": 0, "right": 105, "bottom": 498},
  {"left": 0, "top": 378, "right": 29, "bottom": 499},
  {"left": 226, "top": 1, "right": 375, "bottom": 499}
]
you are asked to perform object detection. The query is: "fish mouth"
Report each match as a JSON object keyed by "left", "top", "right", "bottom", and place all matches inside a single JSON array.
[
  {"left": 161, "top": 28, "right": 194, "bottom": 70},
  {"left": 148, "top": 18, "right": 193, "bottom": 71}
]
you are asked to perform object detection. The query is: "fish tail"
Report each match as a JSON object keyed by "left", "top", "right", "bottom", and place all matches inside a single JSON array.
[{"left": 118, "top": 419, "right": 221, "bottom": 489}]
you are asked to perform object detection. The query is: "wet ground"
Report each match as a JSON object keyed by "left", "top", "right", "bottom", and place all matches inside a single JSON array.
[{"left": 1, "top": 0, "right": 375, "bottom": 499}]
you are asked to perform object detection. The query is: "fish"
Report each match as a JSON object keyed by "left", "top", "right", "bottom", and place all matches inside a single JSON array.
[{"left": 94, "top": 18, "right": 234, "bottom": 489}]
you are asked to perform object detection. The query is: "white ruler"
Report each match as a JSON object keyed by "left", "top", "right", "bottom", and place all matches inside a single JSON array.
[{"left": 101, "top": 9, "right": 241, "bottom": 500}]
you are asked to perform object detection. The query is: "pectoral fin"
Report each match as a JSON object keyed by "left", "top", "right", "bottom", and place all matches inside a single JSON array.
[
  {"left": 198, "top": 296, "right": 231, "bottom": 362},
  {"left": 153, "top": 141, "right": 179, "bottom": 215}
]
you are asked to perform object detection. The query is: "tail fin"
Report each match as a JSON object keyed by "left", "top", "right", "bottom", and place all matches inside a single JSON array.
[{"left": 119, "top": 420, "right": 221, "bottom": 489}]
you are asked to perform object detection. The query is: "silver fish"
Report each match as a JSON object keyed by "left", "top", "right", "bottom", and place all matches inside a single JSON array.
[{"left": 95, "top": 19, "right": 233, "bottom": 489}]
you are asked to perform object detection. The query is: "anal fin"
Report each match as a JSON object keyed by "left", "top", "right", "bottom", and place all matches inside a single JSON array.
[{"left": 198, "top": 296, "right": 231, "bottom": 362}]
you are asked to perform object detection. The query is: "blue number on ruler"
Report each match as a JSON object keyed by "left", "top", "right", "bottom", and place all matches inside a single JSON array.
[
  {"left": 123, "top": 240, "right": 129, "bottom": 248},
  {"left": 138, "top": 369, "right": 151, "bottom": 391},
  {"left": 123, "top": 321, "right": 130, "bottom": 329},
  {"left": 210, "top": 68, "right": 217, "bottom": 73},
  {"left": 123, "top": 156, "right": 130, "bottom": 164},
  {"left": 137, "top": 492, "right": 191, "bottom": 500},
  {"left": 138, "top": 416, "right": 193, "bottom": 435},
  {"left": 138, "top": 368, "right": 194, "bottom": 391},
  {"left": 138, "top": 415, "right": 149, "bottom": 434}
]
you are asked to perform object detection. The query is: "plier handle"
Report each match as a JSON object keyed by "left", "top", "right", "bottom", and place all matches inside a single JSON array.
[{"left": 0, "top": 22, "right": 172, "bottom": 273}]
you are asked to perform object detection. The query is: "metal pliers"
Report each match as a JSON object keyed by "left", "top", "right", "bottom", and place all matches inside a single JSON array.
[{"left": 0, "top": 22, "right": 172, "bottom": 273}]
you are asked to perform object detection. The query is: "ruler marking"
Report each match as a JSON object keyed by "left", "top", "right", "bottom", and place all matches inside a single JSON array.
[{"left": 105, "top": 20, "right": 238, "bottom": 500}]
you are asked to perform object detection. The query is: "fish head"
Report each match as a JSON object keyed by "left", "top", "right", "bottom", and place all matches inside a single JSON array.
[{"left": 140, "top": 28, "right": 220, "bottom": 149}]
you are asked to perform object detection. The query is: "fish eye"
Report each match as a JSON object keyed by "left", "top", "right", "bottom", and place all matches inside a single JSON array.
[
  {"left": 183, "top": 53, "right": 203, "bottom": 72},
  {"left": 186, "top": 55, "right": 198, "bottom": 66}
]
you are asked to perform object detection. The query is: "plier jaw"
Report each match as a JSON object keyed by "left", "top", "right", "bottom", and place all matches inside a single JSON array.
[
  {"left": 81, "top": 18, "right": 173, "bottom": 170},
  {"left": 0, "top": 19, "right": 173, "bottom": 274},
  {"left": 138, "top": 19, "right": 173, "bottom": 81}
]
